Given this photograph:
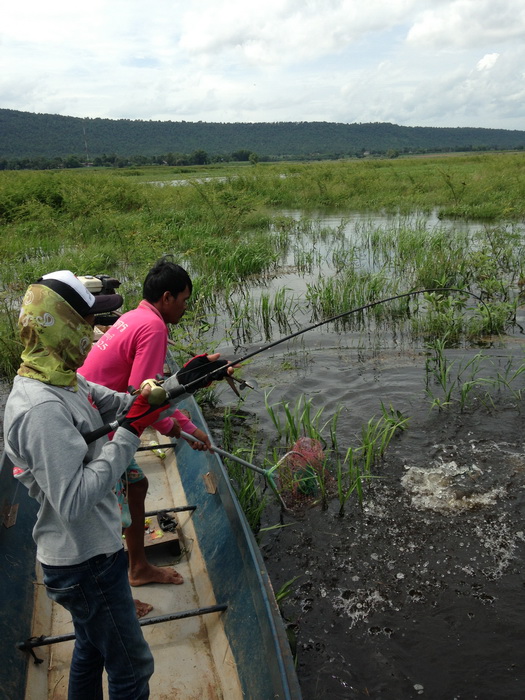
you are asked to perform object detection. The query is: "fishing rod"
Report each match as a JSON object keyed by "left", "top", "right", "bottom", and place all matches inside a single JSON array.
[
  {"left": 240, "top": 287, "right": 482, "bottom": 355},
  {"left": 84, "top": 287, "right": 488, "bottom": 443},
  {"left": 176, "top": 286, "right": 490, "bottom": 386}
]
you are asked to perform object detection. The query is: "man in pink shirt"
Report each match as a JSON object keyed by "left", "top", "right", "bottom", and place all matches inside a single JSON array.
[{"left": 80, "top": 258, "right": 211, "bottom": 596}]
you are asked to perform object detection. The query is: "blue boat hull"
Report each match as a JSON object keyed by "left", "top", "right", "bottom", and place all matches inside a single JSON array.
[
  {"left": 0, "top": 450, "right": 38, "bottom": 699},
  {"left": 172, "top": 396, "right": 301, "bottom": 699}
]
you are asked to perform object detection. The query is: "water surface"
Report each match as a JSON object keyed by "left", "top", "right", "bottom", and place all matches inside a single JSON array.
[{"left": 206, "top": 210, "right": 525, "bottom": 699}]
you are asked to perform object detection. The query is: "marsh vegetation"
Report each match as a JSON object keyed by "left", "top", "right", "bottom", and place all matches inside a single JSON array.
[{"left": 2, "top": 155, "right": 525, "bottom": 511}]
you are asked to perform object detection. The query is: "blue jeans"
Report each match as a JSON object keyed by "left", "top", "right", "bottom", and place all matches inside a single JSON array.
[{"left": 41, "top": 548, "right": 154, "bottom": 700}]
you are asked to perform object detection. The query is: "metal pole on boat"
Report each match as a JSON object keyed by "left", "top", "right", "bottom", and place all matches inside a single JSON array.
[
  {"left": 17, "top": 605, "right": 228, "bottom": 661},
  {"left": 140, "top": 433, "right": 288, "bottom": 510}
]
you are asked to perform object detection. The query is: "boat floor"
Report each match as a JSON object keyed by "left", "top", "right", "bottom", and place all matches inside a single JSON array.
[{"left": 25, "top": 430, "right": 241, "bottom": 699}]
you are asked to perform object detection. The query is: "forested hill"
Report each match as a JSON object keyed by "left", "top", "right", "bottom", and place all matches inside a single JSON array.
[{"left": 1, "top": 108, "right": 525, "bottom": 163}]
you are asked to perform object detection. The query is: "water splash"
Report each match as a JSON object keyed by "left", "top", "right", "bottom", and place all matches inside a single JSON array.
[
  {"left": 332, "top": 588, "right": 390, "bottom": 628},
  {"left": 401, "top": 460, "right": 505, "bottom": 513}
]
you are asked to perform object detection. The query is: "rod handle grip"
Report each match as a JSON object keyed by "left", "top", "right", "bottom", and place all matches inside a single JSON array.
[{"left": 84, "top": 421, "right": 118, "bottom": 444}]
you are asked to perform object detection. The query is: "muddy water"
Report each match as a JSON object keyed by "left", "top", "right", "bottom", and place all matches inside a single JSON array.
[
  {"left": 208, "top": 331, "right": 525, "bottom": 700},
  {"left": 201, "top": 211, "right": 525, "bottom": 699}
]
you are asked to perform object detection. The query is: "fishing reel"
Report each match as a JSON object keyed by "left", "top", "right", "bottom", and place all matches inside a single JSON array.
[{"left": 137, "top": 378, "right": 169, "bottom": 407}]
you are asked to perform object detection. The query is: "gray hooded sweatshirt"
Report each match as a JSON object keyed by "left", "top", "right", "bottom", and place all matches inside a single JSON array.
[{"left": 4, "top": 374, "right": 143, "bottom": 566}]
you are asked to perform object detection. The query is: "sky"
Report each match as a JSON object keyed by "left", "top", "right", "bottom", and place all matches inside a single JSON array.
[{"left": 1, "top": 0, "right": 525, "bottom": 130}]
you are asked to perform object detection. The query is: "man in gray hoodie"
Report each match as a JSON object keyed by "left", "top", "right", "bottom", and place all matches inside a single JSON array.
[{"left": 3, "top": 270, "right": 229, "bottom": 700}]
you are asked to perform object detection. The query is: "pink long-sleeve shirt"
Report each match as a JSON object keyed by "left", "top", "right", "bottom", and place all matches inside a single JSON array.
[{"left": 79, "top": 300, "right": 196, "bottom": 436}]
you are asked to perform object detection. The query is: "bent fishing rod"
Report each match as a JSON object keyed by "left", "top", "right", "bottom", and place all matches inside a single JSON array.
[
  {"left": 224, "top": 285, "right": 488, "bottom": 366},
  {"left": 84, "top": 287, "right": 488, "bottom": 444}
]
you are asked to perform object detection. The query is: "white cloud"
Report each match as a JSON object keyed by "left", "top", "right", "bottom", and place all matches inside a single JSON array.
[
  {"left": 407, "top": 0, "right": 525, "bottom": 48},
  {"left": 477, "top": 53, "right": 499, "bottom": 71},
  {"left": 1, "top": 0, "right": 524, "bottom": 129}
]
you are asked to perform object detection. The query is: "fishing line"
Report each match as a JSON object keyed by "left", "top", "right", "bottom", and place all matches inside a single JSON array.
[{"left": 84, "top": 287, "right": 490, "bottom": 443}]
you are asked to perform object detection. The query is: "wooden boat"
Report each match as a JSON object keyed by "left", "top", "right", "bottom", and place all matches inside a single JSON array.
[{"left": 0, "top": 394, "right": 302, "bottom": 699}]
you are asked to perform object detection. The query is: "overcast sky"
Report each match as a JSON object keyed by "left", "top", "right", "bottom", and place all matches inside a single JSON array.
[{"left": 2, "top": 0, "right": 525, "bottom": 130}]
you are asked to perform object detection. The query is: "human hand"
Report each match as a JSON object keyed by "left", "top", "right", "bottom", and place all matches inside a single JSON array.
[
  {"left": 176, "top": 353, "right": 231, "bottom": 394},
  {"left": 121, "top": 384, "right": 169, "bottom": 437},
  {"left": 166, "top": 418, "right": 182, "bottom": 439},
  {"left": 186, "top": 428, "right": 212, "bottom": 451}
]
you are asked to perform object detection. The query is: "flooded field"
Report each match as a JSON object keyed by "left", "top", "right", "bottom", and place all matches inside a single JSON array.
[
  {"left": 201, "top": 210, "right": 525, "bottom": 699},
  {"left": 2, "top": 187, "right": 525, "bottom": 698},
  {"left": 207, "top": 334, "right": 525, "bottom": 699}
]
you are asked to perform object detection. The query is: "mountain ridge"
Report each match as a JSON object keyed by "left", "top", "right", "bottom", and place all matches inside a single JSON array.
[{"left": 1, "top": 108, "right": 524, "bottom": 161}]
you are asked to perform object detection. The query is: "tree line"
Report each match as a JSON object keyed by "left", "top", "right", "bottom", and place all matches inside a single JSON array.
[
  {"left": 1, "top": 108, "right": 524, "bottom": 169},
  {"left": 0, "top": 149, "right": 262, "bottom": 171}
]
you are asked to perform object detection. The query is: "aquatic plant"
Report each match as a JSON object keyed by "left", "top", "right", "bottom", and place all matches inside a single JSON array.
[
  {"left": 0, "top": 294, "right": 23, "bottom": 378},
  {"left": 263, "top": 392, "right": 408, "bottom": 513},
  {"left": 424, "top": 336, "right": 459, "bottom": 409},
  {"left": 359, "top": 403, "right": 409, "bottom": 470},
  {"left": 264, "top": 391, "right": 334, "bottom": 446},
  {"left": 332, "top": 403, "right": 408, "bottom": 516},
  {"left": 275, "top": 576, "right": 301, "bottom": 604},
  {"left": 424, "top": 337, "right": 525, "bottom": 412}
]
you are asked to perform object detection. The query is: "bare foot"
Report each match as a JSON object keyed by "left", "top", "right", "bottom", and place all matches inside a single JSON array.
[
  {"left": 129, "top": 563, "right": 184, "bottom": 587},
  {"left": 134, "top": 599, "right": 153, "bottom": 618}
]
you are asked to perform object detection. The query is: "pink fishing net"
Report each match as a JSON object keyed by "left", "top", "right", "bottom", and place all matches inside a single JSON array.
[{"left": 277, "top": 437, "right": 325, "bottom": 507}]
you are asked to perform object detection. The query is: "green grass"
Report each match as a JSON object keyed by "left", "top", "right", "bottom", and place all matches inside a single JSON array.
[{"left": 2, "top": 153, "right": 525, "bottom": 377}]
